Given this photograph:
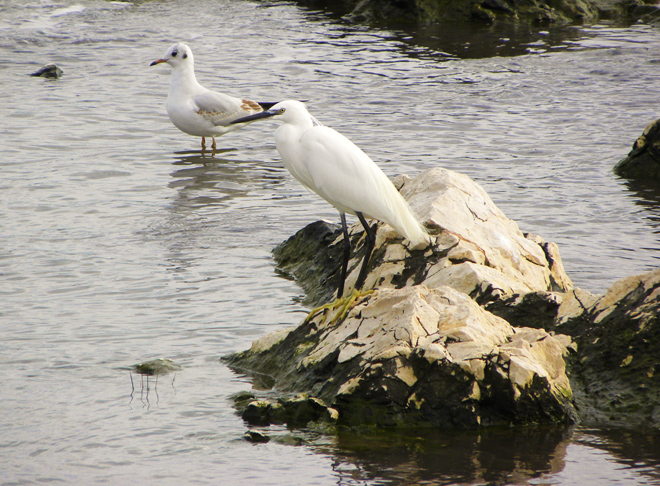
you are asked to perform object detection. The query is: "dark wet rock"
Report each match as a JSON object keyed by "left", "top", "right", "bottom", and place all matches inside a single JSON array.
[
  {"left": 296, "top": 0, "right": 606, "bottom": 25},
  {"left": 614, "top": 119, "right": 660, "bottom": 182},
  {"left": 559, "top": 269, "right": 660, "bottom": 428},
  {"left": 273, "top": 221, "right": 342, "bottom": 306},
  {"left": 236, "top": 393, "right": 337, "bottom": 427},
  {"left": 30, "top": 63, "right": 63, "bottom": 78},
  {"left": 243, "top": 430, "right": 271, "bottom": 443}
]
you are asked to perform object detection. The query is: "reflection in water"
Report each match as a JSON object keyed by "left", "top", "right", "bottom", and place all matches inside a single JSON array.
[
  {"left": 168, "top": 151, "right": 287, "bottom": 212},
  {"left": 621, "top": 178, "right": 660, "bottom": 235},
  {"left": 320, "top": 426, "right": 570, "bottom": 485},
  {"left": 299, "top": 3, "right": 590, "bottom": 59},
  {"left": 292, "top": 425, "right": 660, "bottom": 485},
  {"left": 576, "top": 428, "right": 660, "bottom": 484}
]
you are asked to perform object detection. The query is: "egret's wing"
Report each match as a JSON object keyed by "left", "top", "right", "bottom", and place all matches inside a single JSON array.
[
  {"left": 300, "top": 126, "right": 398, "bottom": 221},
  {"left": 193, "top": 90, "right": 263, "bottom": 127}
]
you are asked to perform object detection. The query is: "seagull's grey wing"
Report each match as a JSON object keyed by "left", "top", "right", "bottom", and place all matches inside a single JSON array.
[{"left": 193, "top": 90, "right": 263, "bottom": 127}]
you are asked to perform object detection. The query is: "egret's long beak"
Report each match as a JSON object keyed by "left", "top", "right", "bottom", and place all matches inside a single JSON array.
[
  {"left": 150, "top": 58, "right": 167, "bottom": 66},
  {"left": 231, "top": 109, "right": 278, "bottom": 125}
]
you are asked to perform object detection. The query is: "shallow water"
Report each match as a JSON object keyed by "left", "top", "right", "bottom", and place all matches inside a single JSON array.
[{"left": 1, "top": 1, "right": 660, "bottom": 484}]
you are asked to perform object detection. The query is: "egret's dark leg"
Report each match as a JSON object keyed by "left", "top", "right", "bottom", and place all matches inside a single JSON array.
[
  {"left": 355, "top": 212, "right": 376, "bottom": 291},
  {"left": 338, "top": 213, "right": 351, "bottom": 298}
]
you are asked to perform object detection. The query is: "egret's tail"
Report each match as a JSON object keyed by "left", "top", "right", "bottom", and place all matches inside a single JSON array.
[
  {"left": 376, "top": 182, "right": 431, "bottom": 248},
  {"left": 389, "top": 204, "right": 431, "bottom": 248}
]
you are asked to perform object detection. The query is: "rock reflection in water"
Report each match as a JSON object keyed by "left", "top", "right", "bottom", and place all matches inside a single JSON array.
[
  {"left": 322, "top": 426, "right": 570, "bottom": 485},
  {"left": 621, "top": 179, "right": 660, "bottom": 236}
]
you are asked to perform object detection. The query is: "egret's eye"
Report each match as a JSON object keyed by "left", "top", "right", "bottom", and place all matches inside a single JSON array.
[
  {"left": 279, "top": 108, "right": 286, "bottom": 114},
  {"left": 172, "top": 50, "right": 178, "bottom": 57}
]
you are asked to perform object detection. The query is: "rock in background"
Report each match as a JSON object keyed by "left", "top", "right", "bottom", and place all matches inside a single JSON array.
[
  {"left": 614, "top": 118, "right": 660, "bottom": 182},
  {"left": 291, "top": 0, "right": 651, "bottom": 26}
]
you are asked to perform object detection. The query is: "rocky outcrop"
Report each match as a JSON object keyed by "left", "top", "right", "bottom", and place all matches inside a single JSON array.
[
  {"left": 226, "top": 285, "right": 577, "bottom": 428},
  {"left": 559, "top": 269, "right": 660, "bottom": 428},
  {"left": 226, "top": 167, "right": 660, "bottom": 430},
  {"left": 294, "top": 0, "right": 645, "bottom": 26},
  {"left": 614, "top": 119, "right": 660, "bottom": 182},
  {"left": 225, "top": 168, "right": 578, "bottom": 429}
]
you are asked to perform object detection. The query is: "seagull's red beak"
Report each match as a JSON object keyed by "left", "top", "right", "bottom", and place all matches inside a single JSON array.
[{"left": 149, "top": 58, "right": 167, "bottom": 66}]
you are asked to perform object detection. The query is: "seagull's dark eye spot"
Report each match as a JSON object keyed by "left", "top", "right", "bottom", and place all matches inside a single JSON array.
[
  {"left": 172, "top": 50, "right": 178, "bottom": 57},
  {"left": 183, "top": 53, "right": 188, "bottom": 59}
]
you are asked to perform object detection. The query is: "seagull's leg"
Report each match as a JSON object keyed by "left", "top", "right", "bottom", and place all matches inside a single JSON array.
[
  {"left": 338, "top": 212, "right": 351, "bottom": 299},
  {"left": 201, "top": 137, "right": 206, "bottom": 151},
  {"left": 211, "top": 137, "right": 217, "bottom": 151},
  {"left": 355, "top": 212, "right": 376, "bottom": 291}
]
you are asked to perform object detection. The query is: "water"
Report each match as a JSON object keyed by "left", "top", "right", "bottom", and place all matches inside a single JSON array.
[{"left": 1, "top": 0, "right": 660, "bottom": 484}]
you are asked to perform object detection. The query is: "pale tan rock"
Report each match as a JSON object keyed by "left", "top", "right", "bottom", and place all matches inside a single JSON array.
[{"left": 339, "top": 168, "right": 573, "bottom": 304}]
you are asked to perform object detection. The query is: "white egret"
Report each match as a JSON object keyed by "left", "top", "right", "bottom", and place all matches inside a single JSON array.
[
  {"left": 232, "top": 100, "right": 431, "bottom": 298},
  {"left": 150, "top": 43, "right": 276, "bottom": 152}
]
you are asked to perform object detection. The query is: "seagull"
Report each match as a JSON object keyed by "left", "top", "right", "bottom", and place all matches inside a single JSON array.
[
  {"left": 232, "top": 100, "right": 431, "bottom": 299},
  {"left": 150, "top": 43, "right": 276, "bottom": 152}
]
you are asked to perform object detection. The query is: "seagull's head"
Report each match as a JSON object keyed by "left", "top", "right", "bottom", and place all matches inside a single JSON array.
[
  {"left": 230, "top": 100, "right": 313, "bottom": 126},
  {"left": 150, "top": 43, "right": 194, "bottom": 69}
]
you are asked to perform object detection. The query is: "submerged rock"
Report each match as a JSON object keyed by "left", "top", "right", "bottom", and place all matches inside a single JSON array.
[
  {"left": 132, "top": 358, "right": 181, "bottom": 375},
  {"left": 614, "top": 118, "right": 660, "bottom": 181},
  {"left": 30, "top": 63, "right": 63, "bottom": 79}
]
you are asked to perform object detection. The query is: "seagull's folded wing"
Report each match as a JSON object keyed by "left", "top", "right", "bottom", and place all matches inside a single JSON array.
[{"left": 193, "top": 91, "right": 262, "bottom": 127}]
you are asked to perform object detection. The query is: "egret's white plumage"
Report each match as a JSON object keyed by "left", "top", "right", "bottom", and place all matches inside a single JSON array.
[
  {"left": 150, "top": 43, "right": 271, "bottom": 151},
  {"left": 232, "top": 100, "right": 430, "bottom": 296}
]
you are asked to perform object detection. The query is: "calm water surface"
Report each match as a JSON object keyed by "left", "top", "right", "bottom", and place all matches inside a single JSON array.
[{"left": 1, "top": 1, "right": 660, "bottom": 484}]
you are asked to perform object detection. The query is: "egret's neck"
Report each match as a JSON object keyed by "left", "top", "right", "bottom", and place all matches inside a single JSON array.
[{"left": 274, "top": 118, "right": 315, "bottom": 185}]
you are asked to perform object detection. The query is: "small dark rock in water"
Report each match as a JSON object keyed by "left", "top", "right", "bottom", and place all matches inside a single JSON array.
[
  {"left": 614, "top": 118, "right": 660, "bottom": 181},
  {"left": 132, "top": 358, "right": 182, "bottom": 376},
  {"left": 243, "top": 430, "right": 270, "bottom": 443},
  {"left": 31, "top": 63, "right": 63, "bottom": 79}
]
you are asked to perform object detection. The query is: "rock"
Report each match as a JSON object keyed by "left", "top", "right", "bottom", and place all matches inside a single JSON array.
[
  {"left": 275, "top": 168, "right": 573, "bottom": 308},
  {"left": 132, "top": 358, "right": 181, "bottom": 375},
  {"left": 224, "top": 167, "right": 580, "bottom": 429},
  {"left": 273, "top": 221, "right": 342, "bottom": 306},
  {"left": 559, "top": 268, "right": 660, "bottom": 428},
  {"left": 614, "top": 119, "right": 660, "bottom": 181},
  {"left": 228, "top": 161, "right": 660, "bottom": 430},
  {"left": 234, "top": 392, "right": 335, "bottom": 427},
  {"left": 30, "top": 63, "right": 63, "bottom": 79},
  {"left": 295, "top": 0, "right": 602, "bottom": 25},
  {"left": 225, "top": 285, "right": 577, "bottom": 428},
  {"left": 243, "top": 430, "right": 270, "bottom": 443}
]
